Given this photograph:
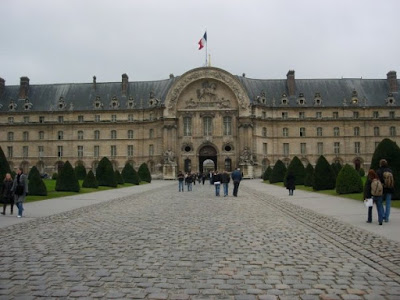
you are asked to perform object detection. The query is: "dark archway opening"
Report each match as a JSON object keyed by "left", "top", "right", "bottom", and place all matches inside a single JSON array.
[{"left": 198, "top": 145, "right": 217, "bottom": 173}]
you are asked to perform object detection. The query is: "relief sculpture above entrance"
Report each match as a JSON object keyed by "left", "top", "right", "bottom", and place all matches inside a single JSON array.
[{"left": 184, "top": 80, "right": 231, "bottom": 109}]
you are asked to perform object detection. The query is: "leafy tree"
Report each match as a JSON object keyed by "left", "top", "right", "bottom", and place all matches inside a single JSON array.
[
  {"left": 28, "top": 166, "right": 47, "bottom": 196},
  {"left": 138, "top": 163, "right": 151, "bottom": 183},
  {"left": 82, "top": 170, "right": 98, "bottom": 188},
  {"left": 115, "top": 170, "right": 124, "bottom": 185},
  {"left": 336, "top": 164, "right": 363, "bottom": 194},
  {"left": 313, "top": 155, "right": 336, "bottom": 190},
  {"left": 96, "top": 157, "right": 117, "bottom": 187},
  {"left": 262, "top": 166, "right": 272, "bottom": 181},
  {"left": 370, "top": 138, "right": 400, "bottom": 199},
  {"left": 284, "top": 156, "right": 305, "bottom": 186},
  {"left": 304, "top": 163, "right": 314, "bottom": 187},
  {"left": 56, "top": 161, "right": 80, "bottom": 192},
  {"left": 74, "top": 163, "right": 87, "bottom": 180},
  {"left": 0, "top": 146, "right": 12, "bottom": 193},
  {"left": 269, "top": 160, "right": 287, "bottom": 183}
]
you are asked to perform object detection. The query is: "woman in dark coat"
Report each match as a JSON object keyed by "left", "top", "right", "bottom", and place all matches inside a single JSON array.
[
  {"left": 286, "top": 172, "right": 296, "bottom": 196},
  {"left": 1, "top": 173, "right": 14, "bottom": 215},
  {"left": 11, "top": 168, "right": 28, "bottom": 218}
]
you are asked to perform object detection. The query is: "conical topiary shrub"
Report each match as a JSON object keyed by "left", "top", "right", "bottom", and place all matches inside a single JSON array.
[
  {"left": 262, "top": 166, "right": 272, "bottom": 181},
  {"left": 96, "top": 157, "right": 117, "bottom": 187},
  {"left": 370, "top": 138, "right": 400, "bottom": 200},
  {"left": 28, "top": 166, "right": 47, "bottom": 196},
  {"left": 0, "top": 146, "right": 12, "bottom": 194},
  {"left": 284, "top": 156, "right": 306, "bottom": 186},
  {"left": 56, "top": 161, "right": 80, "bottom": 192},
  {"left": 74, "top": 163, "right": 87, "bottom": 180},
  {"left": 82, "top": 170, "right": 98, "bottom": 188},
  {"left": 269, "top": 160, "right": 287, "bottom": 184},
  {"left": 336, "top": 164, "right": 363, "bottom": 194},
  {"left": 304, "top": 163, "right": 314, "bottom": 187},
  {"left": 313, "top": 155, "right": 336, "bottom": 191},
  {"left": 138, "top": 163, "right": 151, "bottom": 183},
  {"left": 122, "top": 163, "right": 136, "bottom": 184},
  {"left": 331, "top": 162, "right": 343, "bottom": 181},
  {"left": 115, "top": 170, "right": 124, "bottom": 185}
]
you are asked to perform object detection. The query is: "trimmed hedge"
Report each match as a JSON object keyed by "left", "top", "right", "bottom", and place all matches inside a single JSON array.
[
  {"left": 122, "top": 163, "right": 140, "bottom": 185},
  {"left": 262, "top": 166, "right": 272, "bottom": 181},
  {"left": 336, "top": 164, "right": 363, "bottom": 194},
  {"left": 138, "top": 163, "right": 151, "bottom": 183},
  {"left": 285, "top": 156, "right": 305, "bottom": 186},
  {"left": 56, "top": 161, "right": 80, "bottom": 192},
  {"left": 82, "top": 170, "right": 98, "bottom": 188},
  {"left": 74, "top": 164, "right": 87, "bottom": 180},
  {"left": 115, "top": 170, "right": 124, "bottom": 185},
  {"left": 28, "top": 166, "right": 47, "bottom": 196},
  {"left": 0, "top": 146, "right": 12, "bottom": 193},
  {"left": 331, "top": 162, "right": 343, "bottom": 180},
  {"left": 269, "top": 160, "right": 287, "bottom": 183},
  {"left": 96, "top": 157, "right": 117, "bottom": 187},
  {"left": 313, "top": 155, "right": 336, "bottom": 191},
  {"left": 304, "top": 163, "right": 314, "bottom": 187}
]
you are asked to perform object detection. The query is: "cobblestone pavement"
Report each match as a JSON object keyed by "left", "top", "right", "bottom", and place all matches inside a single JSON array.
[{"left": 0, "top": 181, "right": 400, "bottom": 299}]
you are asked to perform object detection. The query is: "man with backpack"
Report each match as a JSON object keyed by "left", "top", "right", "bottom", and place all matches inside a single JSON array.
[{"left": 376, "top": 159, "right": 395, "bottom": 223}]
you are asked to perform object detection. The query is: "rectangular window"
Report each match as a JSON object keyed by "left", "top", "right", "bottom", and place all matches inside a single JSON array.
[
  {"left": 373, "top": 111, "right": 379, "bottom": 118},
  {"left": 23, "top": 131, "right": 29, "bottom": 141},
  {"left": 7, "top": 132, "right": 14, "bottom": 141},
  {"left": 78, "top": 131, "right": 84, "bottom": 140},
  {"left": 390, "top": 126, "right": 396, "bottom": 136},
  {"left": 149, "top": 129, "right": 154, "bottom": 138},
  {"left": 263, "top": 143, "right": 267, "bottom": 155},
  {"left": 95, "top": 115, "right": 101, "bottom": 122},
  {"left": 333, "top": 112, "right": 338, "bottom": 119},
  {"left": 57, "top": 146, "right": 63, "bottom": 158},
  {"left": 24, "top": 116, "right": 30, "bottom": 124},
  {"left": 127, "top": 145, "right": 134, "bottom": 157},
  {"left": 354, "top": 142, "right": 361, "bottom": 154},
  {"left": 317, "top": 127, "right": 323, "bottom": 137},
  {"left": 128, "top": 114, "right": 133, "bottom": 122},
  {"left": 353, "top": 111, "right": 359, "bottom": 119},
  {"left": 316, "top": 112, "right": 322, "bottom": 119},
  {"left": 149, "top": 144, "right": 154, "bottom": 156},
  {"left": 282, "top": 112, "right": 288, "bottom": 119},
  {"left": 223, "top": 116, "right": 232, "bottom": 135},
  {"left": 299, "top": 127, "right": 306, "bottom": 137},
  {"left": 58, "top": 116, "right": 64, "bottom": 123},
  {"left": 7, "top": 146, "right": 13, "bottom": 159},
  {"left": 58, "top": 131, "right": 63, "bottom": 140},
  {"left": 111, "top": 145, "right": 117, "bottom": 158},
  {"left": 317, "top": 142, "right": 323, "bottom": 155},
  {"left": 283, "top": 128, "right": 289, "bottom": 137},
  {"left": 283, "top": 143, "right": 289, "bottom": 157},
  {"left": 8, "top": 117, "right": 14, "bottom": 124},
  {"left": 149, "top": 113, "right": 153, "bottom": 121},
  {"left": 111, "top": 115, "right": 117, "bottom": 122},
  {"left": 128, "top": 130, "right": 134, "bottom": 139},
  {"left": 183, "top": 117, "right": 192, "bottom": 136},
  {"left": 299, "top": 112, "right": 305, "bottom": 119},
  {"left": 77, "top": 146, "right": 84, "bottom": 158},
  {"left": 389, "top": 111, "right": 395, "bottom": 119},
  {"left": 301, "top": 143, "right": 306, "bottom": 155},
  {"left": 203, "top": 117, "right": 212, "bottom": 136},
  {"left": 334, "top": 142, "right": 340, "bottom": 155},
  {"left": 94, "top": 145, "right": 99, "bottom": 158},
  {"left": 23, "top": 146, "right": 28, "bottom": 158},
  {"left": 262, "top": 127, "right": 267, "bottom": 137},
  {"left": 39, "top": 116, "right": 45, "bottom": 123},
  {"left": 39, "top": 131, "right": 44, "bottom": 140},
  {"left": 38, "top": 146, "right": 44, "bottom": 158},
  {"left": 78, "top": 115, "right": 84, "bottom": 123},
  {"left": 374, "top": 127, "right": 380, "bottom": 136},
  {"left": 262, "top": 111, "right": 266, "bottom": 119},
  {"left": 111, "top": 130, "right": 117, "bottom": 139},
  {"left": 334, "top": 127, "right": 340, "bottom": 136},
  {"left": 94, "top": 130, "right": 100, "bottom": 140},
  {"left": 354, "top": 127, "right": 360, "bottom": 136}
]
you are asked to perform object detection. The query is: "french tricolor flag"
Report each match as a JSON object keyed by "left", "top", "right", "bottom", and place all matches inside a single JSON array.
[{"left": 198, "top": 32, "right": 207, "bottom": 50}]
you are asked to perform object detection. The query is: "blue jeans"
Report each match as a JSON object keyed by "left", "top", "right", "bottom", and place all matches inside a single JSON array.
[
  {"left": 178, "top": 181, "right": 184, "bottom": 192},
  {"left": 187, "top": 183, "right": 192, "bottom": 191},
  {"left": 383, "top": 193, "right": 392, "bottom": 222},
  {"left": 215, "top": 184, "right": 220, "bottom": 196},
  {"left": 374, "top": 195, "right": 384, "bottom": 224},
  {"left": 16, "top": 202, "right": 24, "bottom": 217},
  {"left": 223, "top": 183, "right": 229, "bottom": 196}
]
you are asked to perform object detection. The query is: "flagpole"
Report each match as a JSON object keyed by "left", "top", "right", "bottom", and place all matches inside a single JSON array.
[{"left": 205, "top": 30, "right": 208, "bottom": 67}]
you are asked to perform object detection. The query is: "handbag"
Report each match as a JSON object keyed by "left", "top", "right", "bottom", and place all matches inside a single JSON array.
[{"left": 364, "top": 198, "right": 373, "bottom": 208}]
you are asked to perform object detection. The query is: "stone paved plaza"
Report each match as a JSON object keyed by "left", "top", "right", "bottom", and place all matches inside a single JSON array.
[{"left": 0, "top": 181, "right": 400, "bottom": 299}]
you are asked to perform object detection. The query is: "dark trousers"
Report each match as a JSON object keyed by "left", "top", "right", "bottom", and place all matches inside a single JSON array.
[
  {"left": 233, "top": 181, "right": 240, "bottom": 197},
  {"left": 2, "top": 198, "right": 14, "bottom": 214}
]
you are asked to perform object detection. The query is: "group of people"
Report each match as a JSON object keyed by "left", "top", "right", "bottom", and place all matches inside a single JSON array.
[
  {"left": 177, "top": 168, "right": 243, "bottom": 197},
  {"left": 1, "top": 168, "right": 28, "bottom": 218},
  {"left": 364, "top": 159, "right": 394, "bottom": 225}
]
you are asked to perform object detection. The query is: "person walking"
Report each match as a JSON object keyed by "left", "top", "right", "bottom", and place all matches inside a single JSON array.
[
  {"left": 212, "top": 171, "right": 222, "bottom": 196},
  {"left": 11, "top": 167, "right": 28, "bottom": 218},
  {"left": 376, "top": 159, "right": 394, "bottom": 222},
  {"left": 221, "top": 171, "right": 230, "bottom": 197},
  {"left": 1, "top": 173, "right": 14, "bottom": 215},
  {"left": 185, "top": 172, "right": 193, "bottom": 191},
  {"left": 231, "top": 168, "right": 242, "bottom": 197},
  {"left": 286, "top": 172, "right": 296, "bottom": 196},
  {"left": 364, "top": 169, "right": 384, "bottom": 225},
  {"left": 177, "top": 171, "right": 184, "bottom": 192},
  {"left": 201, "top": 173, "right": 206, "bottom": 185}
]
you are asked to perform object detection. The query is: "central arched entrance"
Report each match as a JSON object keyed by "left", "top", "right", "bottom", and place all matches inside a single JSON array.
[{"left": 199, "top": 145, "right": 217, "bottom": 173}]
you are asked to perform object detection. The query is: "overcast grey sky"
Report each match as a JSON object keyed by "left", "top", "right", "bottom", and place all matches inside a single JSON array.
[{"left": 1, "top": 0, "right": 399, "bottom": 85}]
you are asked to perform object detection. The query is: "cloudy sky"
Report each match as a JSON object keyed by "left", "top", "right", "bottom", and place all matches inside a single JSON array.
[{"left": 1, "top": 0, "right": 399, "bottom": 85}]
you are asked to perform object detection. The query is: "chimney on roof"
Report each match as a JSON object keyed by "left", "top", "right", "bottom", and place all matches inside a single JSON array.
[
  {"left": 0, "top": 78, "right": 5, "bottom": 96},
  {"left": 92, "top": 76, "right": 96, "bottom": 90},
  {"left": 387, "top": 71, "right": 398, "bottom": 93},
  {"left": 19, "top": 76, "right": 29, "bottom": 99},
  {"left": 286, "top": 70, "right": 295, "bottom": 96},
  {"left": 122, "top": 73, "right": 129, "bottom": 96}
]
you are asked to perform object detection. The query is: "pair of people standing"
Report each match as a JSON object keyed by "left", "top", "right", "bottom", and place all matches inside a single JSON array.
[{"left": 1, "top": 168, "right": 28, "bottom": 218}]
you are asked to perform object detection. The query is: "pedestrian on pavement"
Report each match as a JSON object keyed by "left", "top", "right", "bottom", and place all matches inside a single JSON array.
[
  {"left": 201, "top": 173, "right": 206, "bottom": 185},
  {"left": 221, "top": 170, "right": 230, "bottom": 197},
  {"left": 231, "top": 168, "right": 242, "bottom": 197},
  {"left": 177, "top": 171, "right": 184, "bottom": 192},
  {"left": 1, "top": 173, "right": 14, "bottom": 215},
  {"left": 286, "top": 172, "right": 296, "bottom": 196},
  {"left": 364, "top": 169, "right": 384, "bottom": 225},
  {"left": 209, "top": 171, "right": 213, "bottom": 185},
  {"left": 212, "top": 171, "right": 222, "bottom": 196},
  {"left": 185, "top": 172, "right": 193, "bottom": 191},
  {"left": 11, "top": 167, "right": 28, "bottom": 218},
  {"left": 376, "top": 159, "right": 394, "bottom": 222}
]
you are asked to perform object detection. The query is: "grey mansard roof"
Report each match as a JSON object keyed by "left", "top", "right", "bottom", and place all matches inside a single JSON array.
[{"left": 0, "top": 71, "right": 398, "bottom": 112}]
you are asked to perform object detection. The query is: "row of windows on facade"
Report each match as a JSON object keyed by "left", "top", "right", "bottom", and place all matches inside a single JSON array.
[
  {"left": 6, "top": 141, "right": 376, "bottom": 160},
  {"left": 5, "top": 110, "right": 396, "bottom": 125},
  {"left": 6, "top": 125, "right": 397, "bottom": 142}
]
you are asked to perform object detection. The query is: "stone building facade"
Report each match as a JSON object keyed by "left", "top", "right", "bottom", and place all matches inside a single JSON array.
[{"left": 0, "top": 67, "right": 399, "bottom": 178}]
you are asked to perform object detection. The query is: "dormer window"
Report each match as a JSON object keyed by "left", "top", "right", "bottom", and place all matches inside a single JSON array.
[
  {"left": 256, "top": 91, "right": 267, "bottom": 104},
  {"left": 93, "top": 96, "right": 103, "bottom": 110},
  {"left": 58, "top": 97, "right": 66, "bottom": 110},
  {"left": 127, "top": 96, "right": 135, "bottom": 109},
  {"left": 8, "top": 100, "right": 17, "bottom": 111},
  {"left": 281, "top": 93, "right": 288, "bottom": 105},
  {"left": 297, "top": 93, "right": 306, "bottom": 105},
  {"left": 23, "top": 98, "right": 33, "bottom": 111},
  {"left": 386, "top": 93, "right": 395, "bottom": 106},
  {"left": 351, "top": 90, "right": 359, "bottom": 105},
  {"left": 110, "top": 96, "right": 120, "bottom": 109},
  {"left": 314, "top": 92, "right": 322, "bottom": 106}
]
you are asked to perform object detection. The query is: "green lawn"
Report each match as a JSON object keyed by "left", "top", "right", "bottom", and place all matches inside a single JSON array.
[
  {"left": 265, "top": 179, "right": 400, "bottom": 208},
  {"left": 26, "top": 180, "right": 147, "bottom": 203}
]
